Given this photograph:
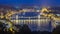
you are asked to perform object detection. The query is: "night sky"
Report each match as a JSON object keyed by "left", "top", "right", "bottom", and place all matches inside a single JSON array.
[{"left": 0, "top": 0, "right": 60, "bottom": 7}]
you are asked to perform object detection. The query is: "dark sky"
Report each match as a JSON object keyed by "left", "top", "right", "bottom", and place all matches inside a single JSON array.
[{"left": 0, "top": 0, "right": 60, "bottom": 6}]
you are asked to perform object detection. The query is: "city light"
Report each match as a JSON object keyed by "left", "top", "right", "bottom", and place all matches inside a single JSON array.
[{"left": 0, "top": 7, "right": 60, "bottom": 32}]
